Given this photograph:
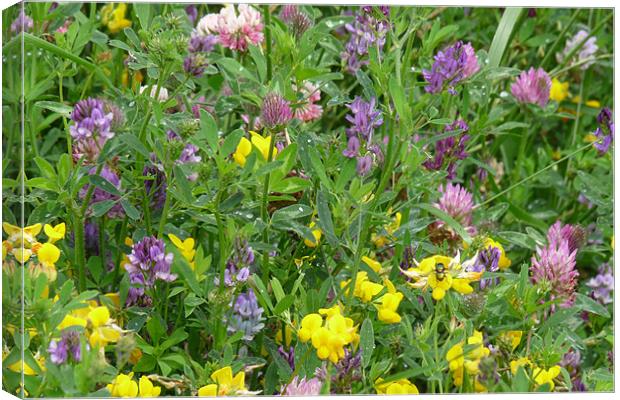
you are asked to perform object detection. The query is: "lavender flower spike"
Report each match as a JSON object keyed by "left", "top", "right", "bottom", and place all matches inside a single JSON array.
[
  {"left": 593, "top": 107, "right": 614, "bottom": 155},
  {"left": 423, "top": 41, "right": 479, "bottom": 95},
  {"left": 226, "top": 289, "right": 265, "bottom": 341}
]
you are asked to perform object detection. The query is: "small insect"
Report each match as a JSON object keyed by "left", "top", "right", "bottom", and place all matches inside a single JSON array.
[{"left": 435, "top": 262, "right": 446, "bottom": 281}]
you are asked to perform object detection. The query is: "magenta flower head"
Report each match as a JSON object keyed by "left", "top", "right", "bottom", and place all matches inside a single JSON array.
[
  {"left": 511, "top": 67, "right": 552, "bottom": 107},
  {"left": 546, "top": 221, "right": 586, "bottom": 254},
  {"left": 281, "top": 376, "right": 323, "bottom": 396},
  {"left": 261, "top": 93, "right": 293, "bottom": 129},
  {"left": 423, "top": 41, "right": 479, "bottom": 95},
  {"left": 531, "top": 223, "right": 579, "bottom": 309},
  {"left": 435, "top": 182, "right": 474, "bottom": 228},
  {"left": 280, "top": 5, "right": 312, "bottom": 39}
]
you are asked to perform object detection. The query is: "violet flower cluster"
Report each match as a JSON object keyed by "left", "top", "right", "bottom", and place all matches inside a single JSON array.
[
  {"left": 423, "top": 119, "right": 470, "bottom": 180},
  {"left": 511, "top": 67, "right": 551, "bottom": 107},
  {"left": 226, "top": 289, "right": 265, "bottom": 341},
  {"left": 196, "top": 4, "right": 264, "bottom": 52},
  {"left": 586, "top": 263, "right": 613, "bottom": 305},
  {"left": 184, "top": 34, "right": 217, "bottom": 77},
  {"left": 342, "top": 96, "right": 384, "bottom": 176},
  {"left": 48, "top": 330, "right": 82, "bottom": 365},
  {"left": 557, "top": 30, "right": 598, "bottom": 70},
  {"left": 215, "top": 239, "right": 254, "bottom": 287},
  {"left": 531, "top": 221, "right": 580, "bottom": 309},
  {"left": 315, "top": 349, "right": 362, "bottom": 394},
  {"left": 422, "top": 41, "right": 479, "bottom": 95},
  {"left": 70, "top": 98, "right": 122, "bottom": 163},
  {"left": 11, "top": 9, "right": 33, "bottom": 34},
  {"left": 124, "top": 236, "right": 176, "bottom": 307},
  {"left": 593, "top": 107, "right": 614, "bottom": 155},
  {"left": 341, "top": 6, "right": 390, "bottom": 73}
]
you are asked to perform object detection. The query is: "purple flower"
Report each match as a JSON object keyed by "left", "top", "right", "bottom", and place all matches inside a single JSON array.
[
  {"left": 423, "top": 41, "right": 479, "bottom": 95},
  {"left": 186, "top": 5, "right": 198, "bottom": 25},
  {"left": 278, "top": 346, "right": 295, "bottom": 371},
  {"left": 11, "top": 9, "right": 33, "bottom": 34},
  {"left": 178, "top": 144, "right": 202, "bottom": 164},
  {"left": 472, "top": 246, "right": 501, "bottom": 289},
  {"left": 531, "top": 224, "right": 579, "bottom": 309},
  {"left": 216, "top": 239, "right": 254, "bottom": 287},
  {"left": 48, "top": 330, "right": 82, "bottom": 365},
  {"left": 315, "top": 350, "right": 362, "bottom": 393},
  {"left": 511, "top": 67, "right": 551, "bottom": 107},
  {"left": 423, "top": 120, "right": 470, "bottom": 180},
  {"left": 356, "top": 154, "right": 373, "bottom": 176},
  {"left": 345, "top": 97, "right": 383, "bottom": 141},
  {"left": 586, "top": 263, "right": 613, "bottom": 305},
  {"left": 188, "top": 34, "right": 217, "bottom": 53},
  {"left": 183, "top": 54, "right": 208, "bottom": 77},
  {"left": 341, "top": 7, "right": 389, "bottom": 73},
  {"left": 343, "top": 136, "right": 360, "bottom": 158},
  {"left": 261, "top": 93, "right": 293, "bottom": 129},
  {"left": 143, "top": 161, "right": 167, "bottom": 210},
  {"left": 124, "top": 236, "right": 176, "bottom": 306},
  {"left": 557, "top": 30, "right": 598, "bottom": 70},
  {"left": 281, "top": 376, "right": 323, "bottom": 396},
  {"left": 546, "top": 221, "right": 586, "bottom": 254},
  {"left": 70, "top": 98, "right": 119, "bottom": 163},
  {"left": 593, "top": 107, "right": 614, "bottom": 155},
  {"left": 226, "top": 289, "right": 265, "bottom": 341},
  {"left": 79, "top": 166, "right": 125, "bottom": 218}
]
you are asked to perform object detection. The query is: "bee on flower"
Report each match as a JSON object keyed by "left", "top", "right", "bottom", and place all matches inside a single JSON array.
[{"left": 401, "top": 254, "right": 482, "bottom": 300}]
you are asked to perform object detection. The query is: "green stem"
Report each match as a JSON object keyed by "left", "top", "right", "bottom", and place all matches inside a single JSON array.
[
  {"left": 113, "top": 216, "right": 129, "bottom": 288},
  {"left": 475, "top": 141, "right": 596, "bottom": 209},
  {"left": 260, "top": 129, "right": 277, "bottom": 284},
  {"left": 262, "top": 6, "right": 272, "bottom": 81},
  {"left": 157, "top": 172, "right": 172, "bottom": 238}
]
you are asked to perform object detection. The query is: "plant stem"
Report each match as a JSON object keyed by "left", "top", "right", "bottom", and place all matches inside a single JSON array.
[
  {"left": 262, "top": 5, "right": 272, "bottom": 81},
  {"left": 157, "top": 171, "right": 172, "bottom": 238},
  {"left": 260, "top": 129, "right": 277, "bottom": 284}
]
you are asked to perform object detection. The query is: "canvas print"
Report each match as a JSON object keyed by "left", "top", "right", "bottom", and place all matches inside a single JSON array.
[{"left": 1, "top": 2, "right": 614, "bottom": 397}]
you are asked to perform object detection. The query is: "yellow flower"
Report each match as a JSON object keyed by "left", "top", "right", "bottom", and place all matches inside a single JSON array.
[
  {"left": 108, "top": 373, "right": 139, "bottom": 397},
  {"left": 533, "top": 366, "right": 561, "bottom": 390},
  {"left": 198, "top": 366, "right": 246, "bottom": 396},
  {"left": 168, "top": 233, "right": 196, "bottom": 269},
  {"left": 3, "top": 223, "right": 42, "bottom": 263},
  {"left": 13, "top": 248, "right": 33, "bottom": 264},
  {"left": 446, "top": 330, "right": 490, "bottom": 386},
  {"left": 549, "top": 78, "right": 569, "bottom": 102},
  {"left": 376, "top": 292, "right": 403, "bottom": 324},
  {"left": 362, "top": 256, "right": 382, "bottom": 273},
  {"left": 3, "top": 222, "right": 42, "bottom": 243},
  {"left": 138, "top": 376, "right": 161, "bottom": 397},
  {"left": 233, "top": 137, "right": 252, "bottom": 167},
  {"left": 44, "top": 223, "right": 66, "bottom": 243},
  {"left": 87, "top": 306, "right": 121, "bottom": 348},
  {"left": 510, "top": 357, "right": 532, "bottom": 375},
  {"left": 250, "top": 131, "right": 277, "bottom": 161},
  {"left": 304, "top": 221, "right": 322, "bottom": 247},
  {"left": 375, "top": 378, "right": 419, "bottom": 394},
  {"left": 403, "top": 255, "right": 481, "bottom": 301},
  {"left": 372, "top": 211, "right": 402, "bottom": 247},
  {"left": 298, "top": 313, "right": 323, "bottom": 343},
  {"left": 500, "top": 330, "right": 523, "bottom": 351},
  {"left": 340, "top": 272, "right": 382, "bottom": 303},
  {"left": 101, "top": 3, "right": 132, "bottom": 34},
  {"left": 37, "top": 242, "right": 61, "bottom": 267},
  {"left": 275, "top": 324, "right": 293, "bottom": 347}
]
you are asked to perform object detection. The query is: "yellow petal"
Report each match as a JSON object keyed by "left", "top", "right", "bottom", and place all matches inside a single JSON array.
[{"left": 198, "top": 384, "right": 218, "bottom": 397}]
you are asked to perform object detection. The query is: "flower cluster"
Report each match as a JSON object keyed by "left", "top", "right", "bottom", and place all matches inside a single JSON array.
[
  {"left": 511, "top": 67, "right": 552, "bottom": 107},
  {"left": 446, "top": 330, "right": 491, "bottom": 390},
  {"left": 423, "top": 119, "right": 470, "bottom": 180},
  {"left": 557, "top": 30, "right": 598, "bottom": 70},
  {"left": 197, "top": 4, "right": 264, "bottom": 52},
  {"left": 226, "top": 289, "right": 265, "bottom": 341},
  {"left": 48, "top": 330, "right": 82, "bottom": 365},
  {"left": 340, "top": 272, "right": 404, "bottom": 324},
  {"left": 279, "top": 5, "right": 312, "bottom": 39},
  {"left": 198, "top": 366, "right": 250, "bottom": 396},
  {"left": 298, "top": 306, "right": 359, "bottom": 363},
  {"left": 11, "top": 9, "right": 33, "bottom": 34},
  {"left": 70, "top": 98, "right": 121, "bottom": 163},
  {"left": 593, "top": 107, "right": 614, "bottom": 155},
  {"left": 107, "top": 373, "right": 161, "bottom": 397},
  {"left": 509, "top": 358, "right": 562, "bottom": 390},
  {"left": 280, "top": 376, "right": 323, "bottom": 396},
  {"left": 342, "top": 96, "right": 384, "bottom": 176},
  {"left": 341, "top": 6, "right": 390, "bottom": 73},
  {"left": 423, "top": 41, "right": 480, "bottom": 94},
  {"left": 261, "top": 92, "right": 293, "bottom": 129},
  {"left": 531, "top": 221, "right": 580, "bottom": 309},
  {"left": 294, "top": 82, "right": 323, "bottom": 122},
  {"left": 234, "top": 131, "right": 279, "bottom": 167},
  {"left": 124, "top": 236, "right": 176, "bottom": 306},
  {"left": 586, "top": 263, "right": 613, "bottom": 304},
  {"left": 217, "top": 239, "right": 253, "bottom": 287}
]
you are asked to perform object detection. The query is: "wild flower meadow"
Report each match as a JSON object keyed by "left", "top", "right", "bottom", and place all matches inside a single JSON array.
[{"left": 1, "top": 2, "right": 615, "bottom": 396}]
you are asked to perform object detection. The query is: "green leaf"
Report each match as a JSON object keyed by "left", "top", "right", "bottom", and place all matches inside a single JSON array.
[
  {"left": 221, "top": 129, "right": 244, "bottom": 157},
  {"left": 89, "top": 174, "right": 121, "bottom": 196},
  {"left": 199, "top": 109, "right": 219, "bottom": 153},
  {"left": 121, "top": 134, "right": 151, "bottom": 158},
  {"left": 35, "top": 101, "right": 73, "bottom": 117},
  {"left": 416, "top": 203, "right": 472, "bottom": 244},
  {"left": 488, "top": 8, "right": 524, "bottom": 68},
  {"left": 120, "top": 199, "right": 140, "bottom": 220},
  {"left": 389, "top": 76, "right": 411, "bottom": 127},
  {"left": 146, "top": 314, "right": 165, "bottom": 345},
  {"left": 34, "top": 156, "right": 56, "bottom": 179},
  {"left": 497, "top": 231, "right": 537, "bottom": 250},
  {"left": 271, "top": 204, "right": 313, "bottom": 224},
  {"left": 575, "top": 293, "right": 610, "bottom": 318},
  {"left": 91, "top": 200, "right": 116, "bottom": 217},
  {"left": 360, "top": 318, "right": 375, "bottom": 368},
  {"left": 216, "top": 58, "right": 259, "bottom": 83},
  {"left": 134, "top": 4, "right": 152, "bottom": 30},
  {"left": 317, "top": 189, "right": 338, "bottom": 247},
  {"left": 273, "top": 295, "right": 295, "bottom": 316}
]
